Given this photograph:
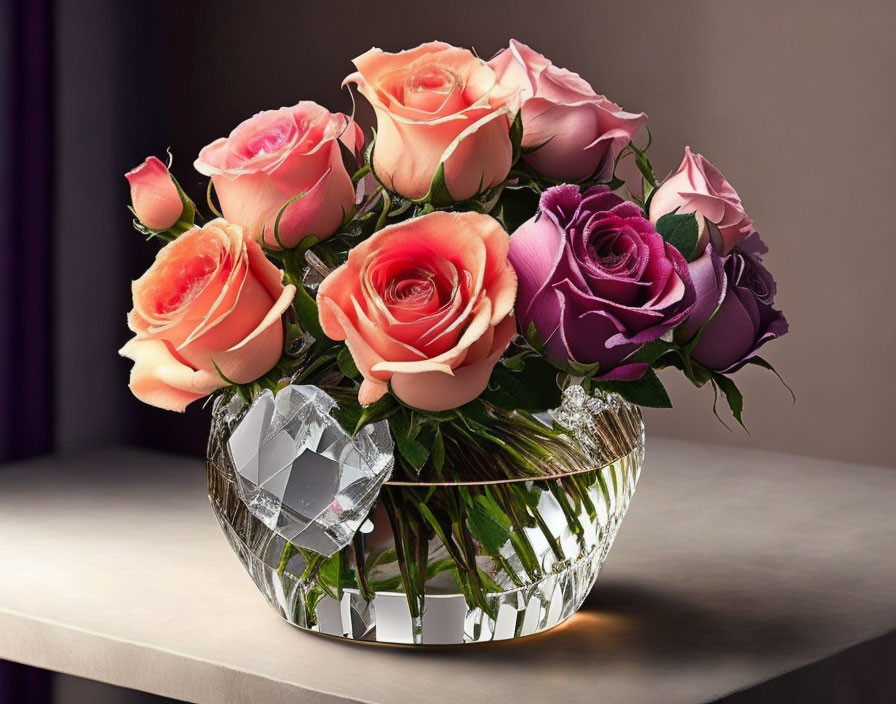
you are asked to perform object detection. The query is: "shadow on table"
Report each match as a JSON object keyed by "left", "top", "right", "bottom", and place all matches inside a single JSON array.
[{"left": 386, "top": 579, "right": 823, "bottom": 665}]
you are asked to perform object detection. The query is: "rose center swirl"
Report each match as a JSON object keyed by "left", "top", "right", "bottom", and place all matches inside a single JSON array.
[
  {"left": 586, "top": 230, "right": 637, "bottom": 275},
  {"left": 155, "top": 253, "right": 221, "bottom": 315},
  {"left": 383, "top": 269, "right": 437, "bottom": 309},
  {"left": 245, "top": 126, "right": 292, "bottom": 158},
  {"left": 396, "top": 66, "right": 462, "bottom": 112}
]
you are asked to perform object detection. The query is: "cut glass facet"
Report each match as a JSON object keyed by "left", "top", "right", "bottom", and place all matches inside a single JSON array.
[{"left": 225, "top": 385, "right": 394, "bottom": 556}]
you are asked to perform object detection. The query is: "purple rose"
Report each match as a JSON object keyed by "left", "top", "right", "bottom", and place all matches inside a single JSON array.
[
  {"left": 508, "top": 184, "right": 696, "bottom": 380},
  {"left": 677, "top": 233, "right": 788, "bottom": 372}
]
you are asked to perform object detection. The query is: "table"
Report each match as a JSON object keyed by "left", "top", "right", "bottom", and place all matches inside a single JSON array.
[{"left": 1, "top": 439, "right": 894, "bottom": 703}]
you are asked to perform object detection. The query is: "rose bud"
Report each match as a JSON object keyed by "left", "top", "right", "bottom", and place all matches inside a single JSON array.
[
  {"left": 317, "top": 211, "right": 518, "bottom": 411},
  {"left": 509, "top": 185, "right": 695, "bottom": 380},
  {"left": 194, "top": 102, "right": 359, "bottom": 249},
  {"left": 344, "top": 42, "right": 516, "bottom": 203},
  {"left": 676, "top": 233, "right": 788, "bottom": 372},
  {"left": 490, "top": 40, "right": 646, "bottom": 183},
  {"left": 119, "top": 219, "right": 296, "bottom": 411},
  {"left": 125, "top": 156, "right": 185, "bottom": 231},
  {"left": 649, "top": 147, "right": 754, "bottom": 256}
]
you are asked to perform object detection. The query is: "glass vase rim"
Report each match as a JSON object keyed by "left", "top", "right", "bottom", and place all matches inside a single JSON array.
[{"left": 382, "top": 444, "right": 639, "bottom": 487}]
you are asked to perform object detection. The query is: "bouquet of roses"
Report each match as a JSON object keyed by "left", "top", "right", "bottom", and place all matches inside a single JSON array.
[{"left": 121, "top": 39, "right": 788, "bottom": 483}]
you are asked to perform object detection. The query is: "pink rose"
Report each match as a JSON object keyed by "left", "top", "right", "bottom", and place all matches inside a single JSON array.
[
  {"left": 125, "top": 156, "right": 184, "bottom": 231},
  {"left": 317, "top": 211, "right": 518, "bottom": 411},
  {"left": 194, "top": 102, "right": 359, "bottom": 249},
  {"left": 344, "top": 42, "right": 516, "bottom": 202},
  {"left": 120, "top": 219, "right": 296, "bottom": 411},
  {"left": 648, "top": 147, "right": 754, "bottom": 256},
  {"left": 489, "top": 40, "right": 646, "bottom": 183}
]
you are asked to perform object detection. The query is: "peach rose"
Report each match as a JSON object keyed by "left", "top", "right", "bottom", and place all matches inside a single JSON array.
[
  {"left": 649, "top": 147, "right": 754, "bottom": 256},
  {"left": 125, "top": 156, "right": 184, "bottom": 231},
  {"left": 489, "top": 40, "right": 646, "bottom": 183},
  {"left": 344, "top": 42, "right": 516, "bottom": 203},
  {"left": 317, "top": 211, "right": 518, "bottom": 411},
  {"left": 194, "top": 102, "right": 360, "bottom": 249},
  {"left": 120, "top": 219, "right": 296, "bottom": 411}
]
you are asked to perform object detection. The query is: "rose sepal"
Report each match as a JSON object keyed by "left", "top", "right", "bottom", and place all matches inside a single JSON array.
[
  {"left": 594, "top": 368, "right": 672, "bottom": 409},
  {"left": 654, "top": 209, "right": 700, "bottom": 261},
  {"left": 407, "top": 107, "right": 516, "bottom": 207}
]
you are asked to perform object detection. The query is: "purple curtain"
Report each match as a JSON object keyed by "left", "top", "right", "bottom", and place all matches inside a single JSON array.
[
  {"left": 0, "top": 0, "right": 54, "bottom": 459},
  {"left": 1, "top": 0, "right": 55, "bottom": 701}
]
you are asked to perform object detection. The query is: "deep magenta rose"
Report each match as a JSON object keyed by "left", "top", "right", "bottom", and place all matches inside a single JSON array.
[
  {"left": 509, "top": 185, "right": 695, "bottom": 379},
  {"left": 677, "top": 233, "right": 788, "bottom": 372}
]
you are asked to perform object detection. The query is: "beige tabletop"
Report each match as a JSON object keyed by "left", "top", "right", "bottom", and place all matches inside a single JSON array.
[{"left": 1, "top": 439, "right": 895, "bottom": 703}]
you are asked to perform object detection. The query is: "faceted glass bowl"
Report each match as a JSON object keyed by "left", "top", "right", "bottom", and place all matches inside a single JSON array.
[{"left": 207, "top": 390, "right": 644, "bottom": 645}]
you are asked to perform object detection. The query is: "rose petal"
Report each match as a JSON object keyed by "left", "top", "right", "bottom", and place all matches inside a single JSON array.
[
  {"left": 119, "top": 339, "right": 224, "bottom": 413},
  {"left": 389, "top": 316, "right": 515, "bottom": 411}
]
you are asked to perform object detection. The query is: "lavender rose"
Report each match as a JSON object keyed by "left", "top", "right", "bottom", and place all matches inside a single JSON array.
[
  {"left": 677, "top": 234, "right": 788, "bottom": 372},
  {"left": 509, "top": 185, "right": 695, "bottom": 379}
]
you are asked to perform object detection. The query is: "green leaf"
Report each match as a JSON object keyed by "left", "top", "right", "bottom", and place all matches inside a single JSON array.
[
  {"left": 390, "top": 410, "right": 430, "bottom": 470},
  {"left": 336, "top": 345, "right": 359, "bottom": 379},
  {"left": 331, "top": 390, "right": 396, "bottom": 436},
  {"left": 603, "top": 176, "right": 625, "bottom": 191},
  {"left": 655, "top": 211, "right": 699, "bottom": 261},
  {"left": 482, "top": 366, "right": 544, "bottom": 412},
  {"left": 634, "top": 148, "right": 657, "bottom": 189},
  {"left": 466, "top": 494, "right": 512, "bottom": 556},
  {"left": 418, "top": 161, "right": 455, "bottom": 207},
  {"left": 476, "top": 567, "right": 504, "bottom": 594},
  {"left": 747, "top": 356, "right": 796, "bottom": 402},
  {"left": 509, "top": 110, "right": 524, "bottom": 165},
  {"left": 365, "top": 547, "right": 397, "bottom": 571},
  {"left": 566, "top": 359, "right": 602, "bottom": 377},
  {"left": 431, "top": 428, "right": 445, "bottom": 474},
  {"left": 525, "top": 321, "right": 546, "bottom": 354},
  {"left": 712, "top": 372, "right": 746, "bottom": 430},
  {"left": 523, "top": 356, "right": 565, "bottom": 410},
  {"left": 317, "top": 553, "right": 358, "bottom": 594},
  {"left": 425, "top": 557, "right": 457, "bottom": 580},
  {"left": 599, "top": 368, "right": 673, "bottom": 408},
  {"left": 167, "top": 172, "right": 196, "bottom": 235},
  {"left": 631, "top": 340, "right": 678, "bottom": 365},
  {"left": 453, "top": 398, "right": 496, "bottom": 429},
  {"left": 292, "top": 284, "right": 325, "bottom": 343},
  {"left": 494, "top": 185, "right": 540, "bottom": 233},
  {"left": 685, "top": 361, "right": 713, "bottom": 388},
  {"left": 277, "top": 542, "right": 300, "bottom": 577},
  {"left": 501, "top": 353, "right": 526, "bottom": 372}
]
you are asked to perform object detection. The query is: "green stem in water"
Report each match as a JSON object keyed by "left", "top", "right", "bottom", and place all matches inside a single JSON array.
[
  {"left": 278, "top": 541, "right": 299, "bottom": 578},
  {"left": 352, "top": 533, "right": 374, "bottom": 603}
]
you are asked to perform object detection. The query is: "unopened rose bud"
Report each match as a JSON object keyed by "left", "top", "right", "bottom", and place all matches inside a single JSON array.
[{"left": 125, "top": 156, "right": 184, "bottom": 231}]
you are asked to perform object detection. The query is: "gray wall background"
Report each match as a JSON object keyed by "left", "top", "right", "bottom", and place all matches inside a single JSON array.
[{"left": 56, "top": 0, "right": 896, "bottom": 468}]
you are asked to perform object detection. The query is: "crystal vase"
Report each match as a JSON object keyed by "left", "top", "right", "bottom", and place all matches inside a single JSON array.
[{"left": 206, "top": 387, "right": 644, "bottom": 645}]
